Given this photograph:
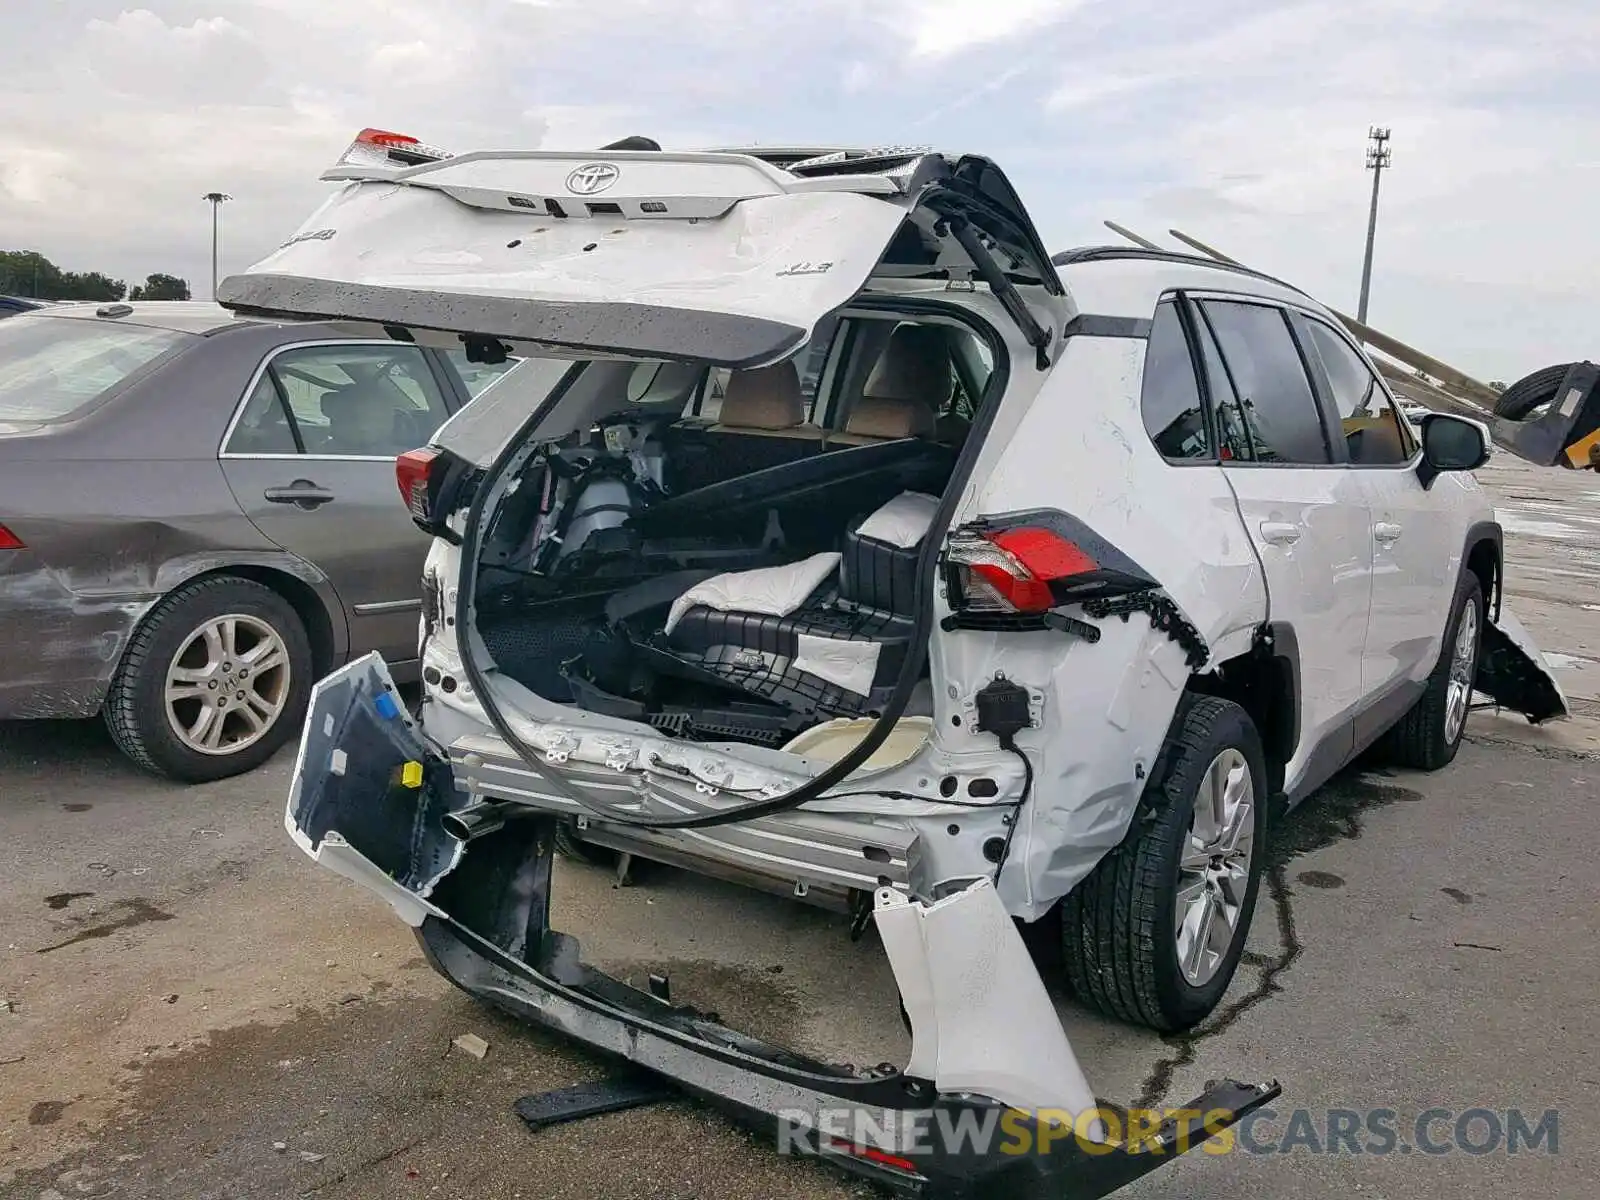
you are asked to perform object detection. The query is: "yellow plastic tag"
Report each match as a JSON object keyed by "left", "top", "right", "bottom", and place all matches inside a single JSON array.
[{"left": 400, "top": 760, "right": 424, "bottom": 789}]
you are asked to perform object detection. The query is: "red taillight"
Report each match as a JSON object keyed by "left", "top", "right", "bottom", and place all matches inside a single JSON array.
[
  {"left": 827, "top": 1139, "right": 920, "bottom": 1174},
  {"left": 396, "top": 447, "right": 440, "bottom": 520},
  {"left": 357, "top": 127, "right": 421, "bottom": 149},
  {"left": 947, "top": 526, "right": 1098, "bottom": 614},
  {"left": 0, "top": 523, "right": 23, "bottom": 551}
]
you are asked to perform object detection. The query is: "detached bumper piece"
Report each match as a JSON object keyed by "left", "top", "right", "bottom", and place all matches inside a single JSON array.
[{"left": 289, "top": 654, "right": 1280, "bottom": 1198}]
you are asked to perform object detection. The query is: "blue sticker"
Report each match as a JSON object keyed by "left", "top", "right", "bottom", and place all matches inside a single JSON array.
[{"left": 375, "top": 692, "right": 401, "bottom": 720}]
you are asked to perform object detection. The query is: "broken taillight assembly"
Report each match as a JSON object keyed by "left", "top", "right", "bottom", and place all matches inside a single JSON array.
[
  {"left": 396, "top": 447, "right": 476, "bottom": 545},
  {"left": 0, "top": 522, "right": 23, "bottom": 551},
  {"left": 396, "top": 447, "right": 441, "bottom": 521},
  {"left": 942, "top": 514, "right": 1157, "bottom": 623}
]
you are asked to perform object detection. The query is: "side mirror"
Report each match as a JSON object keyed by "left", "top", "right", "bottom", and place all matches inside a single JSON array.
[{"left": 1417, "top": 412, "right": 1491, "bottom": 488}]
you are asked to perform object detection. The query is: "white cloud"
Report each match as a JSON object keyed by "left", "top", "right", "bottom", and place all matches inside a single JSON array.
[
  {"left": 0, "top": 0, "right": 1592, "bottom": 377},
  {"left": 893, "top": 0, "right": 1084, "bottom": 59}
]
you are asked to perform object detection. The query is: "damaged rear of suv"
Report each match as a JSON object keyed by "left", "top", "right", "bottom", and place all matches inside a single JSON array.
[{"left": 224, "top": 131, "right": 1569, "bottom": 1197}]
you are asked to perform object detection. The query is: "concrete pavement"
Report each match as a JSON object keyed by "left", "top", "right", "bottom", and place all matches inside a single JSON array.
[{"left": 2, "top": 457, "right": 1597, "bottom": 1200}]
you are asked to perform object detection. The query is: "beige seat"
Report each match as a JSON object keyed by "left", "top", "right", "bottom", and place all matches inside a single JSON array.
[
  {"left": 831, "top": 325, "right": 948, "bottom": 446},
  {"left": 708, "top": 361, "right": 825, "bottom": 442}
]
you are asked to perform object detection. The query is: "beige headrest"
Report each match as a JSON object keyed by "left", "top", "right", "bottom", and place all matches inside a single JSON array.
[
  {"left": 718, "top": 361, "right": 805, "bottom": 430},
  {"left": 863, "top": 324, "right": 952, "bottom": 407},
  {"left": 846, "top": 396, "right": 937, "bottom": 440}
]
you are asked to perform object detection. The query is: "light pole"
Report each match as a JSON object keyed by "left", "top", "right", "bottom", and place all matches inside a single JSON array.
[
  {"left": 1357, "top": 127, "right": 1391, "bottom": 324},
  {"left": 203, "top": 192, "right": 232, "bottom": 299}
]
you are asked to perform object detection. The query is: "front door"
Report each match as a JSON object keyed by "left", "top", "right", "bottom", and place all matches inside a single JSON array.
[
  {"left": 1193, "top": 297, "right": 1374, "bottom": 794},
  {"left": 218, "top": 340, "right": 456, "bottom": 666}
]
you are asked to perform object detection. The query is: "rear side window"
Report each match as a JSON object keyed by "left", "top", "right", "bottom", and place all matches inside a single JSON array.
[
  {"left": 1199, "top": 301, "right": 1331, "bottom": 465},
  {"left": 225, "top": 344, "right": 450, "bottom": 457},
  {"left": 0, "top": 315, "right": 186, "bottom": 423},
  {"left": 1140, "top": 302, "right": 1210, "bottom": 461}
]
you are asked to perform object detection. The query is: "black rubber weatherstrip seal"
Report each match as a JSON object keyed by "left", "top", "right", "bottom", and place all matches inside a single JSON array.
[{"left": 453, "top": 296, "right": 1011, "bottom": 831}]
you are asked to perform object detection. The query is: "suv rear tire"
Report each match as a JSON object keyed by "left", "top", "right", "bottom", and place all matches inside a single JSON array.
[
  {"left": 104, "top": 576, "right": 313, "bottom": 783},
  {"left": 1060, "top": 695, "right": 1267, "bottom": 1033},
  {"left": 1379, "top": 573, "right": 1483, "bottom": 771}
]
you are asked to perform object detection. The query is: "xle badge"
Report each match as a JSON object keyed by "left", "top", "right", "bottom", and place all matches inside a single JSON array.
[{"left": 777, "top": 261, "right": 834, "bottom": 277}]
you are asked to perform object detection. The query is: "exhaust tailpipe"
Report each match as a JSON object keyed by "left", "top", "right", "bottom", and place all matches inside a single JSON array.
[{"left": 442, "top": 802, "right": 507, "bottom": 843}]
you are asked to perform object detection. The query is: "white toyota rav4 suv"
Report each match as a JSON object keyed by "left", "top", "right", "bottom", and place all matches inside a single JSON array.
[{"left": 221, "top": 133, "right": 1567, "bottom": 1198}]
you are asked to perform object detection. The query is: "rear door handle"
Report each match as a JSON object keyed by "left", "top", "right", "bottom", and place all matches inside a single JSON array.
[
  {"left": 264, "top": 481, "right": 336, "bottom": 510},
  {"left": 1374, "top": 522, "right": 1403, "bottom": 544},
  {"left": 1259, "top": 521, "right": 1302, "bottom": 546}
]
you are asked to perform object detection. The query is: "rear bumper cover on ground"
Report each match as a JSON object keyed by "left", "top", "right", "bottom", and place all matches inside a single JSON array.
[{"left": 288, "top": 653, "right": 1279, "bottom": 1198}]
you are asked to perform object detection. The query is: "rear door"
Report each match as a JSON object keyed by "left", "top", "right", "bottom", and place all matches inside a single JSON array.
[
  {"left": 1193, "top": 297, "right": 1374, "bottom": 793},
  {"left": 218, "top": 340, "right": 457, "bottom": 665},
  {"left": 1293, "top": 313, "right": 1449, "bottom": 702}
]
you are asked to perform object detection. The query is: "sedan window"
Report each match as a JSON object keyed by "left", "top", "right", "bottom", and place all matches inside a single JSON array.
[
  {"left": 0, "top": 315, "right": 187, "bottom": 423},
  {"left": 225, "top": 344, "right": 451, "bottom": 458}
]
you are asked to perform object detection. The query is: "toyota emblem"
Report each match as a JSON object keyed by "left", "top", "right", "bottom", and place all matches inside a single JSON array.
[{"left": 566, "top": 163, "right": 621, "bottom": 195}]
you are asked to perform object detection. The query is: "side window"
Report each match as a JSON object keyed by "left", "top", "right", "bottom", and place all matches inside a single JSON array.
[
  {"left": 1139, "top": 301, "right": 1210, "bottom": 461},
  {"left": 1199, "top": 301, "right": 1331, "bottom": 465},
  {"left": 1192, "top": 314, "right": 1255, "bottom": 461},
  {"left": 444, "top": 349, "right": 521, "bottom": 399},
  {"left": 226, "top": 373, "right": 300, "bottom": 454},
  {"left": 226, "top": 344, "right": 451, "bottom": 458},
  {"left": 1303, "top": 320, "right": 1413, "bottom": 466}
]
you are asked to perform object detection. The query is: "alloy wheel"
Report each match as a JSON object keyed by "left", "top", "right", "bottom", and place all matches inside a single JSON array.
[
  {"left": 163, "top": 614, "right": 292, "bottom": 755},
  {"left": 1175, "top": 748, "right": 1255, "bottom": 987}
]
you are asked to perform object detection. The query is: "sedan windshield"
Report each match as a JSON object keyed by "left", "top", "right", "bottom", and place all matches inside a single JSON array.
[{"left": 0, "top": 314, "right": 188, "bottom": 423}]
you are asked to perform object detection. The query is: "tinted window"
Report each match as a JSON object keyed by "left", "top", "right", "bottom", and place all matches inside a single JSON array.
[
  {"left": 1192, "top": 315, "right": 1255, "bottom": 461},
  {"left": 1304, "top": 320, "right": 1412, "bottom": 466},
  {"left": 0, "top": 314, "right": 186, "bottom": 423},
  {"left": 1140, "top": 302, "right": 1209, "bottom": 460},
  {"left": 225, "top": 344, "right": 450, "bottom": 457},
  {"left": 1200, "top": 302, "right": 1330, "bottom": 465}
]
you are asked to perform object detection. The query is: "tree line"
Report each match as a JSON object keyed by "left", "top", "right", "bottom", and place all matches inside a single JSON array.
[{"left": 1, "top": 250, "right": 191, "bottom": 302}]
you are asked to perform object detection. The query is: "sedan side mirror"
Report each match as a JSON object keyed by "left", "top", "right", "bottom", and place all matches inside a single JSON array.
[{"left": 1417, "top": 412, "right": 1490, "bottom": 488}]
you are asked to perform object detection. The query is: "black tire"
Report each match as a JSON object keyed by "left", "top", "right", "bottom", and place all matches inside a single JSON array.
[
  {"left": 1060, "top": 695, "right": 1268, "bottom": 1033},
  {"left": 553, "top": 820, "right": 618, "bottom": 867},
  {"left": 1379, "top": 573, "right": 1483, "bottom": 771},
  {"left": 104, "top": 576, "right": 313, "bottom": 783},
  {"left": 1493, "top": 363, "right": 1576, "bottom": 421}
]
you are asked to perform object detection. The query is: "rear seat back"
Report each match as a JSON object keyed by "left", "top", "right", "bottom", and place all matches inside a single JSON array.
[
  {"left": 663, "top": 361, "right": 830, "bottom": 492},
  {"left": 830, "top": 324, "right": 949, "bottom": 446}
]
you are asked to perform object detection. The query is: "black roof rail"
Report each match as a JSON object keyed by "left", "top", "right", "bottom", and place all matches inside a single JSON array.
[{"left": 1049, "top": 245, "right": 1312, "bottom": 299}]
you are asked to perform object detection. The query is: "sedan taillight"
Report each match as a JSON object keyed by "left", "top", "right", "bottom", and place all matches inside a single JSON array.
[
  {"left": 396, "top": 447, "right": 441, "bottom": 521},
  {"left": 0, "top": 522, "right": 23, "bottom": 551}
]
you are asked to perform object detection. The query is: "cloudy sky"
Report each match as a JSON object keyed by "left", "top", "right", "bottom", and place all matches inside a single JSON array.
[{"left": 1, "top": 0, "right": 1595, "bottom": 379}]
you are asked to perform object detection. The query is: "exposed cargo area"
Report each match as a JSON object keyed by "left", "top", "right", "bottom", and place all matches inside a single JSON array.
[{"left": 468, "top": 319, "right": 988, "bottom": 751}]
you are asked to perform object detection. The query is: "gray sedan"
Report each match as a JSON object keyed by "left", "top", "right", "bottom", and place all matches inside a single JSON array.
[{"left": 0, "top": 300, "right": 512, "bottom": 781}]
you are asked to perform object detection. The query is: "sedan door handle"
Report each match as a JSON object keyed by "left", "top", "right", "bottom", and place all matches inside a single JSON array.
[
  {"left": 1259, "top": 521, "right": 1302, "bottom": 546},
  {"left": 264, "top": 481, "right": 336, "bottom": 510},
  {"left": 1374, "top": 522, "right": 1403, "bottom": 544}
]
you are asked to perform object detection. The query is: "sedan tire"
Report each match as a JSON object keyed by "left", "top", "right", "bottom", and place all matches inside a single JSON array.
[
  {"left": 104, "top": 576, "right": 313, "bottom": 783},
  {"left": 1061, "top": 694, "right": 1268, "bottom": 1033}
]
